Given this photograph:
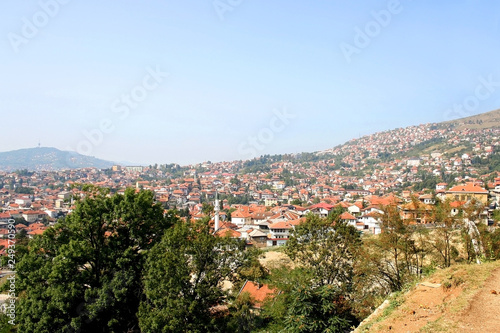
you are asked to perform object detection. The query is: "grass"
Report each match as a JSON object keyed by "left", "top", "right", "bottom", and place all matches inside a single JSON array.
[{"left": 356, "top": 291, "right": 406, "bottom": 332}]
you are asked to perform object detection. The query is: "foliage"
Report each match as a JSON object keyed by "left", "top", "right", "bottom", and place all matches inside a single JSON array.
[
  {"left": 427, "top": 199, "right": 459, "bottom": 267},
  {"left": 14, "top": 187, "right": 34, "bottom": 194},
  {"left": 227, "top": 292, "right": 260, "bottom": 333},
  {"left": 286, "top": 214, "right": 360, "bottom": 288},
  {"left": 201, "top": 202, "right": 214, "bottom": 215},
  {"left": 259, "top": 215, "right": 361, "bottom": 332},
  {"left": 15, "top": 187, "right": 173, "bottom": 333},
  {"left": 231, "top": 248, "right": 268, "bottom": 294},
  {"left": 138, "top": 218, "right": 249, "bottom": 333},
  {"left": 357, "top": 205, "right": 424, "bottom": 293},
  {"left": 0, "top": 313, "right": 15, "bottom": 333},
  {"left": 263, "top": 266, "right": 355, "bottom": 333}
]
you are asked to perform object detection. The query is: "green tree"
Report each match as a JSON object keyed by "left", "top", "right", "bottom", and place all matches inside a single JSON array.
[
  {"left": 201, "top": 202, "right": 214, "bottom": 215},
  {"left": 138, "top": 218, "right": 249, "bottom": 333},
  {"left": 15, "top": 187, "right": 173, "bottom": 333},
  {"left": 263, "top": 266, "right": 355, "bottom": 333},
  {"left": 227, "top": 292, "right": 258, "bottom": 333},
  {"left": 286, "top": 214, "right": 360, "bottom": 288},
  {"left": 262, "top": 215, "right": 360, "bottom": 332}
]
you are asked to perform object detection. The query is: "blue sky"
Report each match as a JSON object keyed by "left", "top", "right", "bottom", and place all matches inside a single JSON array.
[{"left": 1, "top": 0, "right": 500, "bottom": 165}]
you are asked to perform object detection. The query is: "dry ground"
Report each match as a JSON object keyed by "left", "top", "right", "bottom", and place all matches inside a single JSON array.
[{"left": 356, "top": 261, "right": 500, "bottom": 333}]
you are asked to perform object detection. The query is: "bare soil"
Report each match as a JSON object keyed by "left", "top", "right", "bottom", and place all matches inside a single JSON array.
[
  {"left": 455, "top": 266, "right": 500, "bottom": 332},
  {"left": 357, "top": 261, "right": 500, "bottom": 333},
  {"left": 258, "top": 250, "right": 294, "bottom": 270}
]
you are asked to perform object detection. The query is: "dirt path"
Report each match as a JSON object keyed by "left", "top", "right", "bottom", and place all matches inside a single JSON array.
[
  {"left": 364, "top": 282, "right": 463, "bottom": 332},
  {"left": 456, "top": 267, "right": 500, "bottom": 332},
  {"left": 356, "top": 262, "right": 500, "bottom": 333}
]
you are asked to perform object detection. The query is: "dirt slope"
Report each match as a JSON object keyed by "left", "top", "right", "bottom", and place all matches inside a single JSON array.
[
  {"left": 355, "top": 261, "right": 500, "bottom": 332},
  {"left": 456, "top": 266, "right": 500, "bottom": 332}
]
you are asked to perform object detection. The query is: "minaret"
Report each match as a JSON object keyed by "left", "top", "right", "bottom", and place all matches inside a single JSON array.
[{"left": 214, "top": 191, "right": 220, "bottom": 232}]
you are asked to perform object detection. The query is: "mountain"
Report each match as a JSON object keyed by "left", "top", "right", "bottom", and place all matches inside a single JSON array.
[{"left": 0, "top": 147, "right": 115, "bottom": 171}]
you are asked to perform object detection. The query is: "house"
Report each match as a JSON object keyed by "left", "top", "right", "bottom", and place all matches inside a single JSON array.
[
  {"left": 22, "top": 211, "right": 45, "bottom": 223},
  {"left": 248, "top": 229, "right": 268, "bottom": 247},
  {"left": 445, "top": 183, "right": 488, "bottom": 205},
  {"left": 27, "top": 228, "right": 46, "bottom": 239},
  {"left": 419, "top": 194, "right": 435, "bottom": 205},
  {"left": 436, "top": 183, "right": 448, "bottom": 191},
  {"left": 307, "top": 203, "right": 334, "bottom": 218},
  {"left": 215, "top": 227, "right": 242, "bottom": 239},
  {"left": 267, "top": 221, "right": 293, "bottom": 247},
  {"left": 264, "top": 197, "right": 278, "bottom": 207},
  {"left": 339, "top": 212, "right": 357, "bottom": 227},
  {"left": 347, "top": 203, "right": 361, "bottom": 216},
  {"left": 0, "top": 212, "right": 12, "bottom": 223},
  {"left": 358, "top": 212, "right": 381, "bottom": 234},
  {"left": 237, "top": 281, "right": 276, "bottom": 309},
  {"left": 400, "top": 202, "right": 433, "bottom": 224},
  {"left": 231, "top": 206, "right": 252, "bottom": 227}
]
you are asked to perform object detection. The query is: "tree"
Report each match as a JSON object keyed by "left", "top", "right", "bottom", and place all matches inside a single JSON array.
[
  {"left": 138, "top": 218, "right": 249, "bottom": 333},
  {"left": 15, "top": 187, "right": 174, "bottom": 333},
  {"left": 227, "top": 292, "right": 258, "bottom": 333},
  {"left": 358, "top": 205, "right": 422, "bottom": 293},
  {"left": 263, "top": 266, "right": 355, "bottom": 333},
  {"left": 461, "top": 198, "right": 486, "bottom": 264},
  {"left": 263, "top": 214, "right": 361, "bottom": 332},
  {"left": 286, "top": 214, "right": 360, "bottom": 288},
  {"left": 428, "top": 199, "right": 459, "bottom": 267},
  {"left": 201, "top": 202, "right": 214, "bottom": 215}
]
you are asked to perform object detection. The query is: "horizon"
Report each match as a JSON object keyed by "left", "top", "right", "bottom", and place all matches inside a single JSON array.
[
  {"left": 1, "top": 1, "right": 500, "bottom": 165},
  {"left": 2, "top": 106, "right": 498, "bottom": 168}
]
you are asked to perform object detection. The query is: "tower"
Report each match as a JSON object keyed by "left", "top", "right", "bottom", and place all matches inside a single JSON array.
[{"left": 214, "top": 191, "right": 220, "bottom": 232}]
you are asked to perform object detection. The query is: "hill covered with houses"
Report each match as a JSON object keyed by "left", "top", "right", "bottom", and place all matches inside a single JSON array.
[
  {"left": 2, "top": 110, "right": 500, "bottom": 333},
  {"left": 1, "top": 109, "right": 500, "bottom": 249}
]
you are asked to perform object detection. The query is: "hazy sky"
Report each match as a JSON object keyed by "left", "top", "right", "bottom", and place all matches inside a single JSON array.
[{"left": 1, "top": 1, "right": 500, "bottom": 165}]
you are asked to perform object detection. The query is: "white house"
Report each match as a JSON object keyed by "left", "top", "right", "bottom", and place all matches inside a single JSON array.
[
  {"left": 358, "top": 212, "right": 381, "bottom": 234},
  {"left": 267, "top": 221, "right": 293, "bottom": 247},
  {"left": 231, "top": 207, "right": 252, "bottom": 227}
]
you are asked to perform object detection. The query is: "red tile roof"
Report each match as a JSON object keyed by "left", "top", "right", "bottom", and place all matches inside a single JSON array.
[
  {"left": 447, "top": 182, "right": 487, "bottom": 193},
  {"left": 238, "top": 281, "right": 276, "bottom": 308}
]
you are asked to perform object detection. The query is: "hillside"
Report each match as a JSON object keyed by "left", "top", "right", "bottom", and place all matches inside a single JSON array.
[
  {"left": 442, "top": 108, "right": 500, "bottom": 130},
  {"left": 0, "top": 147, "right": 115, "bottom": 171},
  {"left": 319, "top": 108, "right": 500, "bottom": 159},
  {"left": 355, "top": 261, "right": 500, "bottom": 333}
]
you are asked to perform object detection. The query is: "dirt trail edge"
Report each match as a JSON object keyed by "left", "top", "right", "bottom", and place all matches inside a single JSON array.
[{"left": 456, "top": 266, "right": 500, "bottom": 332}]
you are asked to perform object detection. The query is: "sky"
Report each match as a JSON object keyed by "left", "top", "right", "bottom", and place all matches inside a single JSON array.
[{"left": 1, "top": 0, "right": 500, "bottom": 166}]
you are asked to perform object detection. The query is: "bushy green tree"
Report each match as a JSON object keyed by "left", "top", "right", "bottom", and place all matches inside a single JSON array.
[
  {"left": 138, "top": 218, "right": 249, "bottom": 333},
  {"left": 15, "top": 187, "right": 173, "bottom": 333},
  {"left": 261, "top": 215, "right": 360, "bottom": 332},
  {"left": 286, "top": 214, "right": 360, "bottom": 287}
]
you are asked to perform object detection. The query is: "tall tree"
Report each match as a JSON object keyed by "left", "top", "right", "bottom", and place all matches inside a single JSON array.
[
  {"left": 286, "top": 214, "right": 360, "bottom": 288},
  {"left": 138, "top": 218, "right": 249, "bottom": 333},
  {"left": 263, "top": 214, "right": 361, "bottom": 332},
  {"left": 461, "top": 198, "right": 486, "bottom": 264},
  {"left": 428, "top": 199, "right": 459, "bottom": 267},
  {"left": 358, "top": 205, "right": 420, "bottom": 293},
  {"left": 16, "top": 187, "right": 173, "bottom": 333}
]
